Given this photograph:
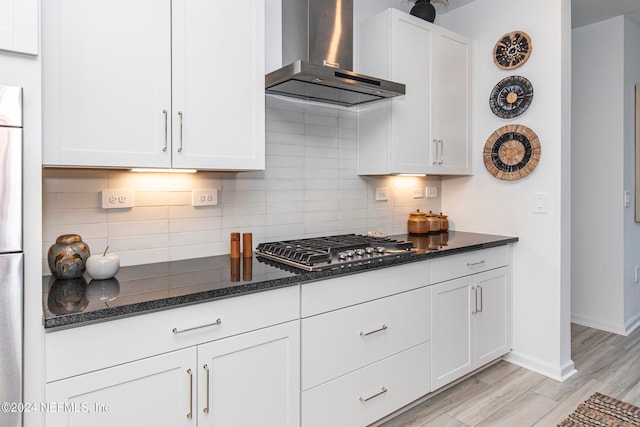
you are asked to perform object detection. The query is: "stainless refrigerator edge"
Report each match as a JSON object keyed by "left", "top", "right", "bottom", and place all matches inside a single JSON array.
[{"left": 0, "top": 85, "right": 24, "bottom": 427}]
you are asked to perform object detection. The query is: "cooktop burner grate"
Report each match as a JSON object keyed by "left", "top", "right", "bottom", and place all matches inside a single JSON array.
[{"left": 256, "top": 234, "right": 415, "bottom": 271}]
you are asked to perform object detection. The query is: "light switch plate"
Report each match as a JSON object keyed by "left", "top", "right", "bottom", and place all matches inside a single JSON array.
[
  {"left": 413, "top": 188, "right": 424, "bottom": 198},
  {"left": 533, "top": 192, "right": 548, "bottom": 214},
  {"left": 426, "top": 187, "right": 438, "bottom": 198}
]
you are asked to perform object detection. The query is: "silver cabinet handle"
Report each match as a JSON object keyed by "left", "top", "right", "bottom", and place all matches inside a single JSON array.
[
  {"left": 359, "top": 386, "right": 388, "bottom": 403},
  {"left": 432, "top": 139, "right": 439, "bottom": 165},
  {"left": 177, "top": 110, "right": 184, "bottom": 152},
  {"left": 186, "top": 368, "right": 193, "bottom": 419},
  {"left": 360, "top": 324, "right": 388, "bottom": 337},
  {"left": 478, "top": 285, "right": 483, "bottom": 313},
  {"left": 172, "top": 318, "right": 222, "bottom": 334},
  {"left": 438, "top": 139, "right": 444, "bottom": 165},
  {"left": 472, "top": 286, "right": 478, "bottom": 314},
  {"left": 162, "top": 109, "right": 168, "bottom": 152},
  {"left": 466, "top": 260, "right": 486, "bottom": 267},
  {"left": 203, "top": 364, "right": 210, "bottom": 414}
]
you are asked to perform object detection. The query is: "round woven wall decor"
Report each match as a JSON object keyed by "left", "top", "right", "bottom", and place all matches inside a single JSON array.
[
  {"left": 493, "top": 31, "right": 532, "bottom": 70},
  {"left": 489, "top": 75, "right": 534, "bottom": 119},
  {"left": 483, "top": 124, "right": 541, "bottom": 181}
]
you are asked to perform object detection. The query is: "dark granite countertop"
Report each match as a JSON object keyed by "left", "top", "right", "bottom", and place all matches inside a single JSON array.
[{"left": 43, "top": 231, "right": 518, "bottom": 330}]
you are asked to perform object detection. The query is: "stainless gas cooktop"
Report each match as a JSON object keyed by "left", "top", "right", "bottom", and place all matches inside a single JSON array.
[{"left": 255, "top": 234, "right": 416, "bottom": 271}]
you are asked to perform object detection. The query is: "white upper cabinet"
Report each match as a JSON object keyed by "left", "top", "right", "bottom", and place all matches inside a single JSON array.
[
  {"left": 0, "top": 0, "right": 38, "bottom": 55},
  {"left": 43, "top": 0, "right": 265, "bottom": 171},
  {"left": 357, "top": 9, "right": 472, "bottom": 175}
]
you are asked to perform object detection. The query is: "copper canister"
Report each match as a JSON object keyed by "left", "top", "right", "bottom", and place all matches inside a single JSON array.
[
  {"left": 425, "top": 211, "right": 441, "bottom": 233},
  {"left": 438, "top": 213, "right": 449, "bottom": 231},
  {"left": 408, "top": 210, "right": 430, "bottom": 234}
]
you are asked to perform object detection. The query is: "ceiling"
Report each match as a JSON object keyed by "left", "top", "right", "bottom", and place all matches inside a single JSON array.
[{"left": 439, "top": 0, "right": 640, "bottom": 29}]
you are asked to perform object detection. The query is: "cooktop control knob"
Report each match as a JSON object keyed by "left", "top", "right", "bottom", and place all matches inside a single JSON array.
[
  {"left": 355, "top": 248, "right": 365, "bottom": 256},
  {"left": 346, "top": 250, "right": 355, "bottom": 257},
  {"left": 365, "top": 247, "right": 375, "bottom": 254},
  {"left": 338, "top": 252, "right": 347, "bottom": 260},
  {"left": 376, "top": 246, "right": 386, "bottom": 254}
]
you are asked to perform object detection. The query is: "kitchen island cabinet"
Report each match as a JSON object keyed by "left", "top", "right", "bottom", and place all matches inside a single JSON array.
[
  {"left": 357, "top": 9, "right": 472, "bottom": 175},
  {"left": 42, "top": 0, "right": 265, "bottom": 171},
  {"left": 430, "top": 246, "right": 512, "bottom": 390}
]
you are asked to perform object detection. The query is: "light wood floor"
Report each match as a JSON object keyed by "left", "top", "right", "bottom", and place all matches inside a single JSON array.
[{"left": 380, "top": 324, "right": 640, "bottom": 426}]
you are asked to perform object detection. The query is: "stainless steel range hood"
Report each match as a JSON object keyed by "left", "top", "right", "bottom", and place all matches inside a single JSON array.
[{"left": 265, "top": 0, "right": 406, "bottom": 107}]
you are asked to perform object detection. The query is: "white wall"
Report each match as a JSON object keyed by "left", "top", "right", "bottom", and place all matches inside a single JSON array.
[
  {"left": 623, "top": 19, "right": 640, "bottom": 333},
  {"left": 572, "top": 16, "right": 640, "bottom": 334},
  {"left": 440, "top": 0, "right": 575, "bottom": 380},
  {"left": 0, "top": 44, "right": 44, "bottom": 427},
  {"left": 572, "top": 17, "right": 626, "bottom": 333}
]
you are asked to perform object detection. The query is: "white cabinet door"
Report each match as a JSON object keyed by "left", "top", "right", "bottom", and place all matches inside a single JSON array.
[
  {"left": 357, "top": 9, "right": 472, "bottom": 176},
  {"left": 431, "top": 266, "right": 512, "bottom": 391},
  {"left": 0, "top": 0, "right": 38, "bottom": 55},
  {"left": 43, "top": 0, "right": 265, "bottom": 171},
  {"left": 197, "top": 321, "right": 300, "bottom": 427},
  {"left": 46, "top": 348, "right": 195, "bottom": 427},
  {"left": 431, "top": 275, "right": 473, "bottom": 390},
  {"left": 475, "top": 267, "right": 511, "bottom": 366},
  {"left": 171, "top": 0, "right": 265, "bottom": 171},
  {"left": 428, "top": 29, "right": 473, "bottom": 174},
  {"left": 42, "top": 0, "right": 173, "bottom": 168}
]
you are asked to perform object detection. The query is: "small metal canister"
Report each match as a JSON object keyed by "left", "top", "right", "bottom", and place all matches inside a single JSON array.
[
  {"left": 425, "top": 211, "right": 441, "bottom": 233},
  {"left": 438, "top": 213, "right": 449, "bottom": 231}
]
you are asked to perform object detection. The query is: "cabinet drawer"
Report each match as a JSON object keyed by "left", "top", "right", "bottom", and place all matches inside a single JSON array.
[
  {"left": 301, "top": 287, "right": 429, "bottom": 390},
  {"left": 301, "top": 342, "right": 430, "bottom": 427},
  {"left": 301, "top": 261, "right": 429, "bottom": 317},
  {"left": 46, "top": 285, "right": 300, "bottom": 382},
  {"left": 431, "top": 245, "right": 510, "bottom": 284}
]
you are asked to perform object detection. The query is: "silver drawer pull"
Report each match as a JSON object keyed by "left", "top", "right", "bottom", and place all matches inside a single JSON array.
[
  {"left": 466, "top": 260, "right": 486, "bottom": 267},
  {"left": 360, "top": 324, "right": 388, "bottom": 337},
  {"left": 359, "top": 386, "right": 388, "bottom": 403},
  {"left": 172, "top": 318, "right": 222, "bottom": 334}
]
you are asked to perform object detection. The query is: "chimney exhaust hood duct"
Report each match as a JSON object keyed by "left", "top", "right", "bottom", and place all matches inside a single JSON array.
[{"left": 265, "top": 0, "right": 406, "bottom": 107}]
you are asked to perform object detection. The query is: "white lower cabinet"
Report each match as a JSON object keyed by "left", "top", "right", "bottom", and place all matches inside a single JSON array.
[
  {"left": 196, "top": 321, "right": 300, "bottom": 427},
  {"left": 46, "top": 321, "right": 300, "bottom": 427},
  {"left": 301, "top": 342, "right": 431, "bottom": 427},
  {"left": 431, "top": 266, "right": 511, "bottom": 390},
  {"left": 46, "top": 347, "right": 195, "bottom": 427}
]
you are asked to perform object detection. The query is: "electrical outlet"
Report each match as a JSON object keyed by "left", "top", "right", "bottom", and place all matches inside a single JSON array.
[
  {"left": 102, "top": 189, "right": 135, "bottom": 209},
  {"left": 413, "top": 188, "right": 424, "bottom": 198},
  {"left": 426, "top": 187, "right": 438, "bottom": 198},
  {"left": 192, "top": 189, "right": 218, "bottom": 206},
  {"left": 375, "top": 188, "right": 389, "bottom": 201}
]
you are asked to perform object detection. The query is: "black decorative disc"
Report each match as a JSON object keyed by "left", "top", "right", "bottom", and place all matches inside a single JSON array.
[
  {"left": 489, "top": 75, "right": 534, "bottom": 119},
  {"left": 493, "top": 31, "right": 532, "bottom": 70},
  {"left": 483, "top": 124, "right": 541, "bottom": 181}
]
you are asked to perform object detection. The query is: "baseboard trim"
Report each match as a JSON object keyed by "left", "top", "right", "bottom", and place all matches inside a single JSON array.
[
  {"left": 503, "top": 351, "right": 577, "bottom": 382},
  {"left": 571, "top": 314, "right": 626, "bottom": 335}
]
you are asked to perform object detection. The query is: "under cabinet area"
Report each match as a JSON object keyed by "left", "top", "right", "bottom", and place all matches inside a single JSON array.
[
  {"left": 430, "top": 247, "right": 512, "bottom": 391},
  {"left": 357, "top": 9, "right": 473, "bottom": 175},
  {"left": 42, "top": 0, "right": 265, "bottom": 170}
]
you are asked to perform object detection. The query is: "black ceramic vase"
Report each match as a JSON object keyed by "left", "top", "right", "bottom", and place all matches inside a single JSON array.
[{"left": 410, "top": 0, "right": 436, "bottom": 23}]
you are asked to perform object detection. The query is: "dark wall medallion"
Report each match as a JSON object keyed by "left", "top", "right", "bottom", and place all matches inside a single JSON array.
[
  {"left": 489, "top": 75, "right": 534, "bottom": 119},
  {"left": 493, "top": 31, "right": 532, "bottom": 70},
  {"left": 483, "top": 124, "right": 541, "bottom": 181}
]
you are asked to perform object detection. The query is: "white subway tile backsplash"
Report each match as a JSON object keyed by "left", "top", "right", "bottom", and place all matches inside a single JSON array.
[{"left": 42, "top": 101, "right": 443, "bottom": 270}]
